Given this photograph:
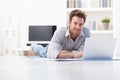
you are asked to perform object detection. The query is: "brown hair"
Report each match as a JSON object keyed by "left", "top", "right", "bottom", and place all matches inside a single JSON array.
[{"left": 69, "top": 9, "right": 86, "bottom": 24}]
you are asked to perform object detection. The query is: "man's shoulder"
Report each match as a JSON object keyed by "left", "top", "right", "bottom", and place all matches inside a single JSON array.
[
  {"left": 55, "top": 27, "right": 67, "bottom": 35},
  {"left": 82, "top": 27, "right": 90, "bottom": 37},
  {"left": 83, "top": 27, "right": 89, "bottom": 31},
  {"left": 51, "top": 27, "right": 67, "bottom": 43}
]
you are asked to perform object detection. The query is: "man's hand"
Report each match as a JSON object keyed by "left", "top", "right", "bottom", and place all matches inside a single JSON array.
[
  {"left": 73, "top": 51, "right": 83, "bottom": 58},
  {"left": 57, "top": 50, "right": 83, "bottom": 59}
]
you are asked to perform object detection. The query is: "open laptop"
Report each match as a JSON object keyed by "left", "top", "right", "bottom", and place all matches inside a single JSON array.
[{"left": 83, "top": 38, "right": 116, "bottom": 60}]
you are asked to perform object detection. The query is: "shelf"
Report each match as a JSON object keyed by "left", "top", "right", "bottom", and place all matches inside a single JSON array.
[
  {"left": 91, "top": 30, "right": 113, "bottom": 34},
  {"left": 66, "top": 8, "right": 113, "bottom": 12},
  {"left": 66, "top": 0, "right": 113, "bottom": 37}
]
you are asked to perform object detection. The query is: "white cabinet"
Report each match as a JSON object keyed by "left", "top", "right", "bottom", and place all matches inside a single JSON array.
[
  {"left": 3, "top": 14, "right": 19, "bottom": 56},
  {"left": 66, "top": 0, "right": 113, "bottom": 38},
  {"left": 1, "top": 0, "right": 20, "bottom": 56}
]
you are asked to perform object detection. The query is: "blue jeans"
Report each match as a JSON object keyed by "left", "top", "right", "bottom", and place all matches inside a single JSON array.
[{"left": 32, "top": 44, "right": 48, "bottom": 58}]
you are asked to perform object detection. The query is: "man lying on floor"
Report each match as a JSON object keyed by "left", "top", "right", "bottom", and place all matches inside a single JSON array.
[{"left": 28, "top": 9, "right": 90, "bottom": 59}]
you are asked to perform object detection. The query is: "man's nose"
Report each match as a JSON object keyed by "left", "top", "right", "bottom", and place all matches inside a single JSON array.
[{"left": 76, "top": 25, "right": 80, "bottom": 29}]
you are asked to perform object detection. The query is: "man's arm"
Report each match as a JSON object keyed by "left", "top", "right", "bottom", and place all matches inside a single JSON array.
[{"left": 57, "top": 50, "right": 83, "bottom": 59}]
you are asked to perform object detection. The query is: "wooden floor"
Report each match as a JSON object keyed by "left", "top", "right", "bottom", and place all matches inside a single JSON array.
[{"left": 0, "top": 56, "right": 120, "bottom": 80}]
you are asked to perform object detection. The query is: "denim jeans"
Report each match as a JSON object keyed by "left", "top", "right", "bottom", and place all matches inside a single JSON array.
[{"left": 32, "top": 44, "right": 48, "bottom": 58}]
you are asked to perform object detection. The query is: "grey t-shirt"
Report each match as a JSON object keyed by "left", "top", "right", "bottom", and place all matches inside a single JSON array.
[{"left": 47, "top": 27, "right": 90, "bottom": 59}]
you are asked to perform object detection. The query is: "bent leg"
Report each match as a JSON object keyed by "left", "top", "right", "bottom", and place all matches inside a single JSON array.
[{"left": 28, "top": 44, "right": 47, "bottom": 58}]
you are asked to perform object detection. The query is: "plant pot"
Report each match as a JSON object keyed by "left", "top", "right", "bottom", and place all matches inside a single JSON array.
[{"left": 103, "top": 23, "right": 109, "bottom": 30}]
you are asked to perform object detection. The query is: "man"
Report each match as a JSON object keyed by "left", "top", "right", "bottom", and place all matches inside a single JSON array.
[
  {"left": 47, "top": 9, "right": 90, "bottom": 59},
  {"left": 28, "top": 9, "right": 90, "bottom": 59}
]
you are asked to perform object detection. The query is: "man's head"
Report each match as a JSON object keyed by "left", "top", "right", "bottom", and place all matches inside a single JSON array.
[
  {"left": 69, "top": 9, "right": 86, "bottom": 24},
  {"left": 68, "top": 9, "right": 87, "bottom": 39}
]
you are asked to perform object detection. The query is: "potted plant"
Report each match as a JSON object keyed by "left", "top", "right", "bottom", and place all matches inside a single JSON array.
[{"left": 101, "top": 17, "right": 110, "bottom": 30}]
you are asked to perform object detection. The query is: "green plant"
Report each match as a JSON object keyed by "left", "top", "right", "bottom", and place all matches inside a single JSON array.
[{"left": 101, "top": 17, "right": 110, "bottom": 23}]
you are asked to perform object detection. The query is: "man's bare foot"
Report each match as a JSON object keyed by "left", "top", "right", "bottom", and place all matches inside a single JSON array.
[{"left": 28, "top": 46, "right": 35, "bottom": 56}]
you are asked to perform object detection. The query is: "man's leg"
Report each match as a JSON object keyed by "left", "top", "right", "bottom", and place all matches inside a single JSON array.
[{"left": 28, "top": 44, "right": 47, "bottom": 57}]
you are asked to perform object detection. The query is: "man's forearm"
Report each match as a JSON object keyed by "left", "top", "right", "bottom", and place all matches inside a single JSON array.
[{"left": 57, "top": 50, "right": 83, "bottom": 59}]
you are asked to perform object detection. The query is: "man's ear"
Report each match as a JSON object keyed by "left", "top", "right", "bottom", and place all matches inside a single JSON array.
[{"left": 66, "top": 21, "right": 70, "bottom": 27}]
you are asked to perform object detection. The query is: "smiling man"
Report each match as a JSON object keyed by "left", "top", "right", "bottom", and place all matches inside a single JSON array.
[{"left": 47, "top": 9, "right": 90, "bottom": 59}]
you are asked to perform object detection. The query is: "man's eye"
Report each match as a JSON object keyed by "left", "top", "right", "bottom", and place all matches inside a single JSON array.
[
  {"left": 79, "top": 24, "right": 83, "bottom": 26},
  {"left": 74, "top": 22, "right": 77, "bottom": 25}
]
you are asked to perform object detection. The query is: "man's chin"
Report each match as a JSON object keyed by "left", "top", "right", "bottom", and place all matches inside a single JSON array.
[
  {"left": 73, "top": 30, "right": 81, "bottom": 34},
  {"left": 74, "top": 32, "right": 80, "bottom": 35},
  {"left": 76, "top": 31, "right": 81, "bottom": 34}
]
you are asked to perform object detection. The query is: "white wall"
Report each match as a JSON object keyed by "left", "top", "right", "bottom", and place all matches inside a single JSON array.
[
  {"left": 17, "top": 0, "right": 66, "bottom": 48},
  {"left": 0, "top": 0, "right": 66, "bottom": 55}
]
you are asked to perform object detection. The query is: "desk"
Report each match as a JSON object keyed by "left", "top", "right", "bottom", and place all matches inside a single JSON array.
[{"left": 0, "top": 56, "right": 120, "bottom": 80}]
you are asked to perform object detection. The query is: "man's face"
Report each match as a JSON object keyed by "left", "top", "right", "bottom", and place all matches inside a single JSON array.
[{"left": 69, "top": 16, "right": 84, "bottom": 36}]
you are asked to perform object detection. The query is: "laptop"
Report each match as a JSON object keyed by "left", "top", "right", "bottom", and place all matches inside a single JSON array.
[{"left": 83, "top": 38, "right": 116, "bottom": 60}]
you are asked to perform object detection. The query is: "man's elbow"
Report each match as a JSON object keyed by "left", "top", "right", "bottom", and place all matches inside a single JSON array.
[{"left": 47, "top": 51, "right": 58, "bottom": 59}]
